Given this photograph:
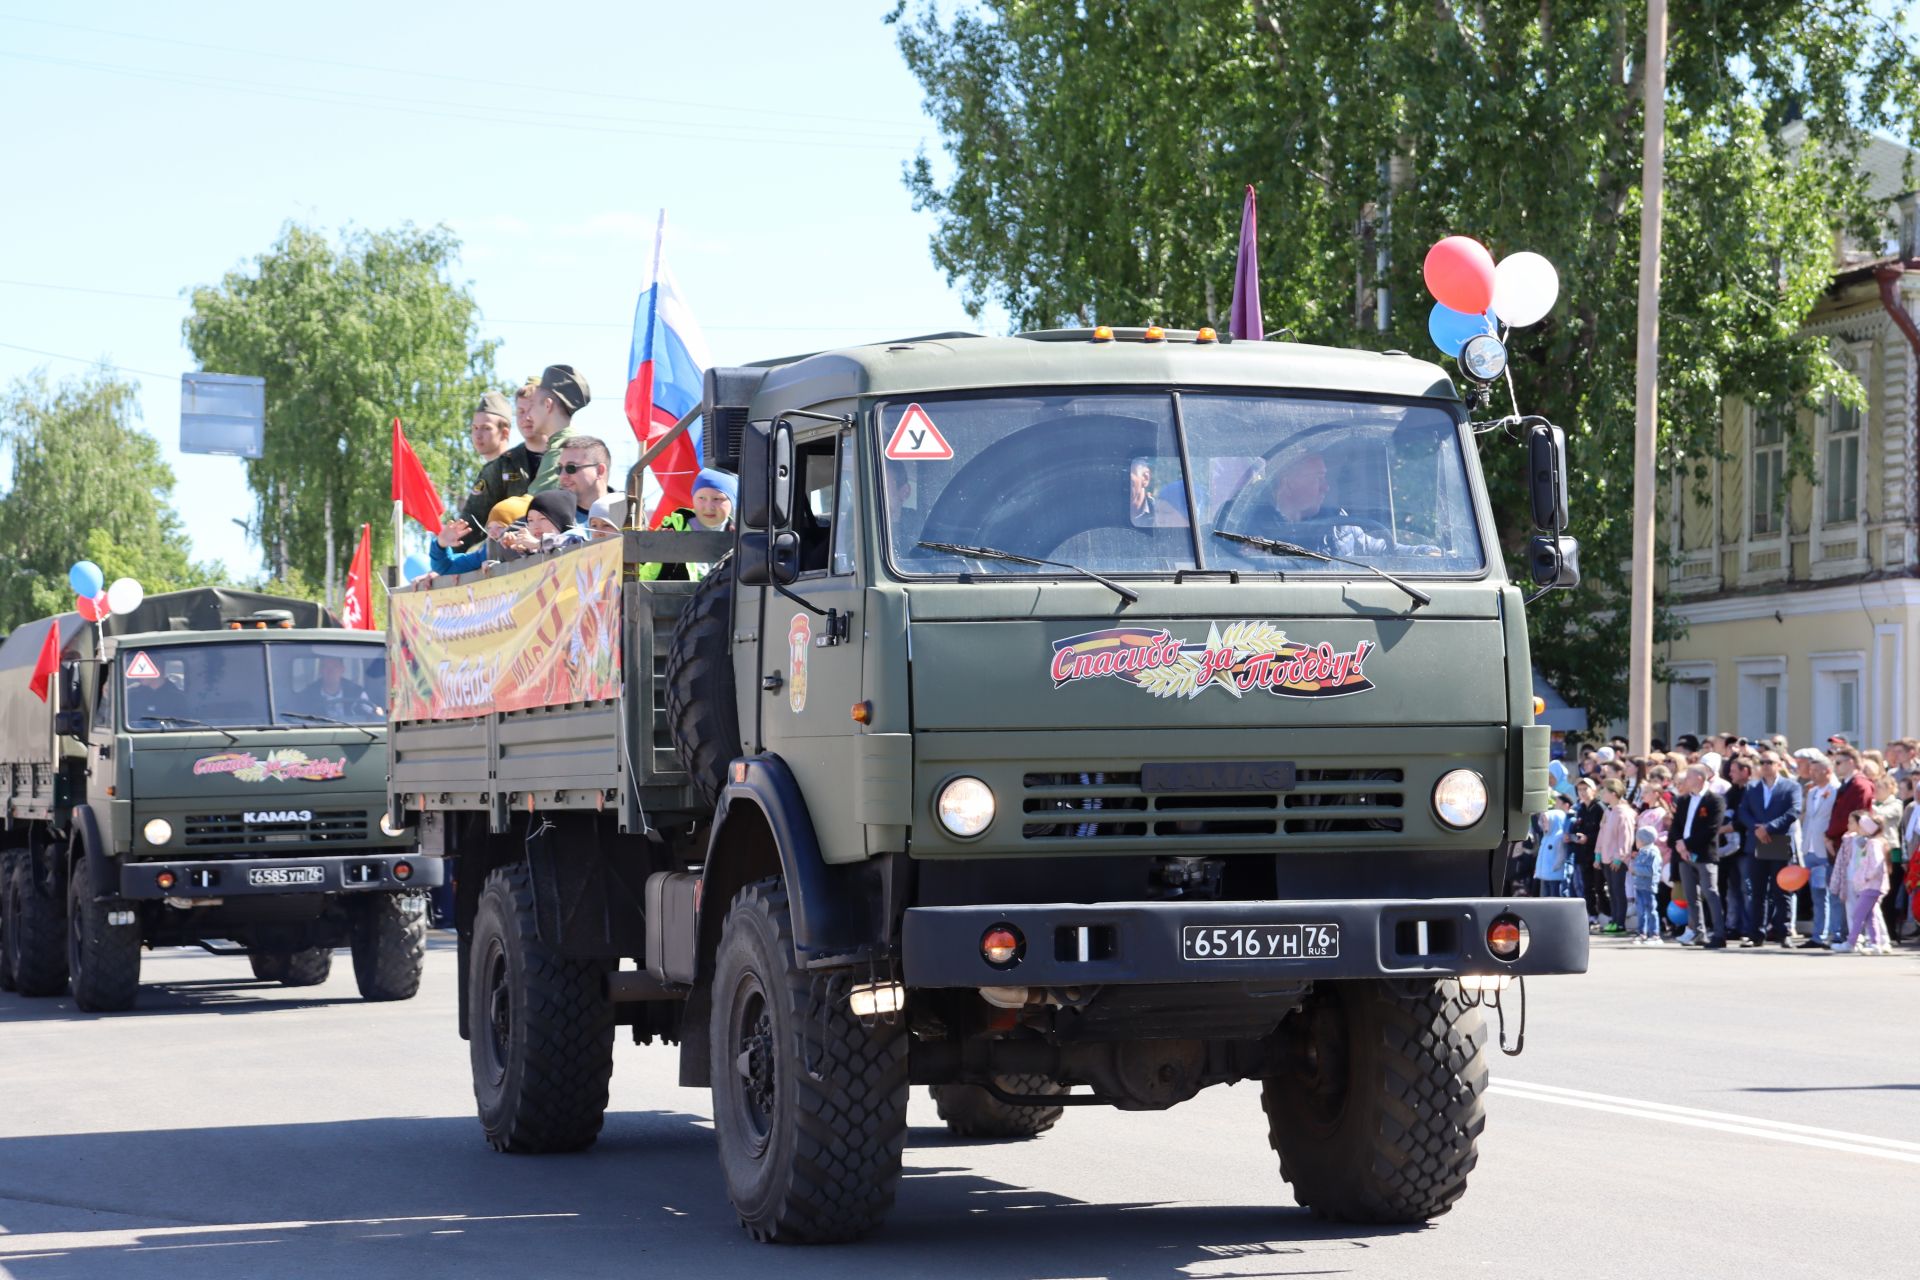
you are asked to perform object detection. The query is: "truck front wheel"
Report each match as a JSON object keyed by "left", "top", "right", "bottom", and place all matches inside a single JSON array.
[
  {"left": 1263, "top": 978, "right": 1488, "bottom": 1223},
  {"left": 67, "top": 859, "right": 141, "bottom": 1012},
  {"left": 930, "top": 1076, "right": 1068, "bottom": 1139},
  {"left": 4, "top": 846, "right": 68, "bottom": 997},
  {"left": 350, "top": 893, "right": 426, "bottom": 1001},
  {"left": 710, "top": 879, "right": 908, "bottom": 1243},
  {"left": 468, "top": 864, "right": 613, "bottom": 1153},
  {"left": 250, "top": 947, "right": 333, "bottom": 987}
]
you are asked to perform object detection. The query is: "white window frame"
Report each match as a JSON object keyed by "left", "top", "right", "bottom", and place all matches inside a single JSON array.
[
  {"left": 1738, "top": 402, "right": 1789, "bottom": 585},
  {"left": 1735, "top": 656, "right": 1788, "bottom": 741},
  {"left": 1809, "top": 651, "right": 1866, "bottom": 747},
  {"left": 1667, "top": 452, "right": 1721, "bottom": 595},
  {"left": 1811, "top": 341, "right": 1871, "bottom": 578},
  {"left": 1664, "top": 661, "right": 1717, "bottom": 744}
]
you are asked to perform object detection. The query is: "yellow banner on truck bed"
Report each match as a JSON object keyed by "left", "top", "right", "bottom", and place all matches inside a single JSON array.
[{"left": 389, "top": 539, "right": 622, "bottom": 721}]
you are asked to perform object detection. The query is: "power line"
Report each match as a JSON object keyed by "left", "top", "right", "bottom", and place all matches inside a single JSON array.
[
  {"left": 0, "top": 340, "right": 178, "bottom": 382},
  {"left": 0, "top": 11, "right": 926, "bottom": 129},
  {"left": 0, "top": 49, "right": 927, "bottom": 152}
]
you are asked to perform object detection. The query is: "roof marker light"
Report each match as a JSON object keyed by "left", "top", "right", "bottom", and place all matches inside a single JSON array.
[
  {"left": 1091, "top": 325, "right": 1114, "bottom": 342},
  {"left": 1143, "top": 325, "right": 1165, "bottom": 342},
  {"left": 1196, "top": 327, "right": 1218, "bottom": 343}
]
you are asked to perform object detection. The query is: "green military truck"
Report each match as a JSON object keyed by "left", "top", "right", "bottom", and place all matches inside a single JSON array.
[
  {"left": 0, "top": 588, "right": 438, "bottom": 1012},
  {"left": 390, "top": 328, "right": 1587, "bottom": 1242}
]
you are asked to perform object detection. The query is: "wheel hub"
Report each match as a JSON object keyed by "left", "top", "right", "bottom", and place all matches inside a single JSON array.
[
  {"left": 483, "top": 944, "right": 511, "bottom": 1086},
  {"left": 728, "top": 985, "right": 776, "bottom": 1155}
]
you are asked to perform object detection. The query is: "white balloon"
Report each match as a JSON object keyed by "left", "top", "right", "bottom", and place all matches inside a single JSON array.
[
  {"left": 105, "top": 577, "right": 145, "bottom": 616},
  {"left": 1491, "top": 252, "right": 1560, "bottom": 328}
]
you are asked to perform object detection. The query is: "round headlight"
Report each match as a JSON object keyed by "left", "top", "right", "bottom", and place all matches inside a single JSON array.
[
  {"left": 936, "top": 776, "right": 996, "bottom": 838},
  {"left": 143, "top": 818, "right": 173, "bottom": 846},
  {"left": 379, "top": 812, "right": 407, "bottom": 838},
  {"left": 1459, "top": 333, "right": 1508, "bottom": 383},
  {"left": 1433, "top": 770, "right": 1488, "bottom": 829}
]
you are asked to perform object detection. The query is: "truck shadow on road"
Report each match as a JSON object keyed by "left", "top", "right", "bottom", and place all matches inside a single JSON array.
[
  {"left": 0, "top": 980, "right": 367, "bottom": 1023},
  {"left": 0, "top": 1110, "right": 1423, "bottom": 1279}
]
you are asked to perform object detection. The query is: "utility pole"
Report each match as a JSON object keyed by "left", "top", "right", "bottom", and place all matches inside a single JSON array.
[{"left": 1628, "top": 0, "right": 1667, "bottom": 754}]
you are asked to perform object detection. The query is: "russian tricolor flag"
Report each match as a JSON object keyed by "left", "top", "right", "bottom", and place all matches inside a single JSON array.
[{"left": 625, "top": 210, "right": 713, "bottom": 525}]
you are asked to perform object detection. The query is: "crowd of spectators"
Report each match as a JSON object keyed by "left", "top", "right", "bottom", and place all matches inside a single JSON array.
[{"left": 1521, "top": 731, "right": 1916, "bottom": 954}]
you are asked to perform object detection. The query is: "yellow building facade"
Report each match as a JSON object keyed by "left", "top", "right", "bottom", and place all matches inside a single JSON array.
[{"left": 1661, "top": 246, "right": 1920, "bottom": 746}]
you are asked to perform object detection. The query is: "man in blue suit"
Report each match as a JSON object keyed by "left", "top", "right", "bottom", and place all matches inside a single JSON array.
[{"left": 1735, "top": 749, "right": 1802, "bottom": 947}]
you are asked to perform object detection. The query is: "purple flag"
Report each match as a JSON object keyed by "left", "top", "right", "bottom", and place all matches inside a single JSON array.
[{"left": 1229, "top": 184, "right": 1263, "bottom": 341}]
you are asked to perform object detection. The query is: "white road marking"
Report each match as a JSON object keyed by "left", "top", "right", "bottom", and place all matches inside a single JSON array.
[
  {"left": 0, "top": 1212, "right": 575, "bottom": 1257},
  {"left": 1492, "top": 1078, "right": 1920, "bottom": 1164}
]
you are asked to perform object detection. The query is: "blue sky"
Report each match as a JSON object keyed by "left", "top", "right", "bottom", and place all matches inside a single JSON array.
[{"left": 0, "top": 1, "right": 1000, "bottom": 572}]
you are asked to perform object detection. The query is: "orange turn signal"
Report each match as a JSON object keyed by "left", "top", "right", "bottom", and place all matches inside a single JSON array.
[
  {"left": 1143, "top": 325, "right": 1165, "bottom": 341},
  {"left": 155, "top": 870, "right": 175, "bottom": 891},
  {"left": 1486, "top": 916, "right": 1527, "bottom": 961},
  {"left": 1196, "top": 326, "right": 1218, "bottom": 343},
  {"left": 1531, "top": 696, "right": 1546, "bottom": 718},
  {"left": 981, "top": 924, "right": 1024, "bottom": 968},
  {"left": 851, "top": 701, "right": 872, "bottom": 724},
  {"left": 1091, "top": 325, "right": 1114, "bottom": 342},
  {"left": 394, "top": 861, "right": 413, "bottom": 881}
]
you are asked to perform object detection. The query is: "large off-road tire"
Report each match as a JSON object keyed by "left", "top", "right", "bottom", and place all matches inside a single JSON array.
[
  {"left": 350, "top": 893, "right": 427, "bottom": 1001},
  {"left": 67, "top": 859, "right": 142, "bottom": 1013},
  {"left": 5, "top": 846, "right": 68, "bottom": 997},
  {"left": 930, "top": 1076, "right": 1068, "bottom": 1139},
  {"left": 250, "top": 946, "right": 334, "bottom": 987},
  {"left": 0, "top": 850, "right": 17, "bottom": 992},
  {"left": 663, "top": 557, "right": 741, "bottom": 810},
  {"left": 469, "top": 863, "right": 614, "bottom": 1153},
  {"left": 1262, "top": 978, "right": 1488, "bottom": 1223},
  {"left": 710, "top": 879, "right": 909, "bottom": 1243}
]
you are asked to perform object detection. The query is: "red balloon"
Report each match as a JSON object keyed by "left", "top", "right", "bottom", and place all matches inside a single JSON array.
[
  {"left": 76, "top": 593, "right": 108, "bottom": 622},
  {"left": 1424, "top": 236, "right": 1497, "bottom": 314}
]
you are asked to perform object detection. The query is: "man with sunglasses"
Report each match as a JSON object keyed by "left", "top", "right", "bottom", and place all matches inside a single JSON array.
[{"left": 556, "top": 435, "right": 614, "bottom": 525}]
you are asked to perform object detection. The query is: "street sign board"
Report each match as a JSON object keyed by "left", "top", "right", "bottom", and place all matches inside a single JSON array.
[{"left": 180, "top": 372, "right": 265, "bottom": 458}]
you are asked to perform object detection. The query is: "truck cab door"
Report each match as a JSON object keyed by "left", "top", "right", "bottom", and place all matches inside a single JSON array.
[{"left": 748, "top": 428, "right": 866, "bottom": 862}]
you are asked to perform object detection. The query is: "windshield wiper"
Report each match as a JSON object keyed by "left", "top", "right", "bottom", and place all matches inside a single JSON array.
[
  {"left": 1212, "top": 531, "right": 1432, "bottom": 609},
  {"left": 278, "top": 710, "right": 379, "bottom": 740},
  {"left": 131, "top": 714, "right": 237, "bottom": 744},
  {"left": 918, "top": 540, "right": 1139, "bottom": 606}
]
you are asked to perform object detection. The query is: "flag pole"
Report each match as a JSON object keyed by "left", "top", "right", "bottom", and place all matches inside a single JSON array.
[{"left": 392, "top": 500, "right": 404, "bottom": 572}]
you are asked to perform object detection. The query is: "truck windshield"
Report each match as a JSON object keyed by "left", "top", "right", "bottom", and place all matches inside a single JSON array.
[
  {"left": 122, "top": 641, "right": 386, "bottom": 731},
  {"left": 880, "top": 392, "right": 1485, "bottom": 578}
]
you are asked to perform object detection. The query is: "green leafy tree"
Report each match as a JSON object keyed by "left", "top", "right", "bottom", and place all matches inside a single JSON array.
[
  {"left": 892, "top": 0, "right": 1919, "bottom": 723},
  {"left": 184, "top": 222, "right": 499, "bottom": 592},
  {"left": 0, "top": 369, "right": 217, "bottom": 630}
]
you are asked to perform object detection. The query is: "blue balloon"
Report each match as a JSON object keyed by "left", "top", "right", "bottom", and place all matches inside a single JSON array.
[
  {"left": 1666, "top": 902, "right": 1690, "bottom": 928},
  {"left": 1427, "top": 303, "right": 1496, "bottom": 357},
  {"left": 68, "top": 560, "right": 104, "bottom": 598},
  {"left": 402, "top": 554, "right": 431, "bottom": 581}
]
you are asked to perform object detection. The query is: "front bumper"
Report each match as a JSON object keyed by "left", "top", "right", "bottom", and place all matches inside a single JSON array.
[
  {"left": 901, "top": 896, "right": 1588, "bottom": 987},
  {"left": 117, "top": 854, "right": 446, "bottom": 901}
]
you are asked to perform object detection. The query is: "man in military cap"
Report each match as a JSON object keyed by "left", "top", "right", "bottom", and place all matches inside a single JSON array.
[
  {"left": 446, "top": 388, "right": 536, "bottom": 551},
  {"left": 525, "top": 364, "right": 592, "bottom": 494}
]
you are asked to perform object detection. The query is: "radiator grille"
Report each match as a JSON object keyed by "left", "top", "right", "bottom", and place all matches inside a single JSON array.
[
  {"left": 1021, "top": 768, "right": 1403, "bottom": 840},
  {"left": 182, "top": 810, "right": 371, "bottom": 851}
]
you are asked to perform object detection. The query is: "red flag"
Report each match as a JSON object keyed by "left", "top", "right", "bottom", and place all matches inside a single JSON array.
[
  {"left": 28, "top": 620, "right": 60, "bottom": 702},
  {"left": 341, "top": 523, "right": 373, "bottom": 630},
  {"left": 391, "top": 417, "right": 444, "bottom": 533}
]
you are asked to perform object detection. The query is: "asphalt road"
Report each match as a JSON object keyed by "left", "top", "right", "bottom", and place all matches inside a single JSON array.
[{"left": 2, "top": 934, "right": 1915, "bottom": 1279}]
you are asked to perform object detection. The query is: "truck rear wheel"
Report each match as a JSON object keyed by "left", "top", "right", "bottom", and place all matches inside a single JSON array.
[
  {"left": 664, "top": 557, "right": 741, "bottom": 810},
  {"left": 469, "top": 863, "right": 614, "bottom": 1153},
  {"left": 930, "top": 1076, "right": 1068, "bottom": 1138},
  {"left": 709, "top": 879, "right": 908, "bottom": 1243},
  {"left": 67, "top": 861, "right": 141, "bottom": 1013},
  {"left": 350, "top": 893, "right": 426, "bottom": 1001},
  {"left": 4, "top": 846, "right": 68, "bottom": 997},
  {"left": 251, "top": 947, "right": 333, "bottom": 987},
  {"left": 1262, "top": 978, "right": 1488, "bottom": 1223}
]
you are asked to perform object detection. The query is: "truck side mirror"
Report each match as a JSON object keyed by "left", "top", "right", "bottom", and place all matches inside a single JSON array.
[
  {"left": 1528, "top": 534, "right": 1580, "bottom": 589},
  {"left": 1526, "top": 423, "right": 1569, "bottom": 533},
  {"left": 53, "top": 709, "right": 87, "bottom": 739},
  {"left": 737, "top": 530, "right": 800, "bottom": 586},
  {"left": 739, "top": 419, "right": 795, "bottom": 529}
]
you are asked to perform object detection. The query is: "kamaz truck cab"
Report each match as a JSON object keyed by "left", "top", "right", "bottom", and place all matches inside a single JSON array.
[
  {"left": 393, "top": 327, "right": 1586, "bottom": 1244},
  {"left": 0, "top": 588, "right": 439, "bottom": 1011}
]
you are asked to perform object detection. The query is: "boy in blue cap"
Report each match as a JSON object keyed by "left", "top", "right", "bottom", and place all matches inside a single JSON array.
[{"left": 638, "top": 467, "right": 738, "bottom": 582}]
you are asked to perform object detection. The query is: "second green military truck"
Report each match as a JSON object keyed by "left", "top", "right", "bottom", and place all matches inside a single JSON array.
[
  {"left": 389, "top": 328, "right": 1587, "bottom": 1242},
  {"left": 0, "top": 588, "right": 439, "bottom": 1011}
]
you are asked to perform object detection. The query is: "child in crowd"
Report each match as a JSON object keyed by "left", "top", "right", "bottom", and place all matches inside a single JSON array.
[
  {"left": 1835, "top": 810, "right": 1892, "bottom": 954},
  {"left": 1534, "top": 794, "right": 1572, "bottom": 897},
  {"left": 1631, "top": 824, "right": 1665, "bottom": 944}
]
